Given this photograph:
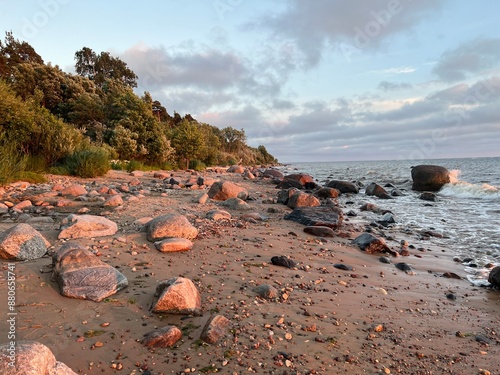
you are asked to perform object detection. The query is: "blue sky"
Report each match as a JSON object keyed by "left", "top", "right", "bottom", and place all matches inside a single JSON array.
[{"left": 2, "top": 0, "right": 500, "bottom": 162}]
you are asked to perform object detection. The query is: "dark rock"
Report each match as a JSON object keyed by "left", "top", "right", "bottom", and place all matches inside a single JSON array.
[
  {"left": 334, "top": 264, "right": 353, "bottom": 271},
  {"left": 411, "top": 165, "right": 450, "bottom": 191},
  {"left": 347, "top": 210, "right": 357, "bottom": 217},
  {"left": 52, "top": 242, "right": 128, "bottom": 302},
  {"left": 326, "top": 180, "right": 359, "bottom": 194},
  {"left": 391, "top": 188, "right": 404, "bottom": 197},
  {"left": 419, "top": 192, "right": 438, "bottom": 202},
  {"left": 365, "top": 182, "right": 392, "bottom": 199},
  {"left": 475, "top": 334, "right": 492, "bottom": 345},
  {"left": 284, "top": 173, "right": 315, "bottom": 186},
  {"left": 353, "top": 233, "right": 397, "bottom": 256},
  {"left": 378, "top": 213, "right": 396, "bottom": 227},
  {"left": 443, "top": 272, "right": 462, "bottom": 279},
  {"left": 200, "top": 315, "right": 231, "bottom": 344},
  {"left": 276, "top": 179, "right": 304, "bottom": 190},
  {"left": 304, "top": 226, "right": 335, "bottom": 237},
  {"left": 379, "top": 256, "right": 392, "bottom": 264},
  {"left": 142, "top": 326, "right": 182, "bottom": 348},
  {"left": 395, "top": 262, "right": 412, "bottom": 272},
  {"left": 359, "top": 203, "right": 391, "bottom": 215},
  {"left": 487, "top": 266, "right": 500, "bottom": 287},
  {"left": 277, "top": 188, "right": 299, "bottom": 205},
  {"left": 446, "top": 293, "right": 457, "bottom": 301},
  {"left": 284, "top": 206, "right": 343, "bottom": 229},
  {"left": 271, "top": 255, "right": 296, "bottom": 269}
]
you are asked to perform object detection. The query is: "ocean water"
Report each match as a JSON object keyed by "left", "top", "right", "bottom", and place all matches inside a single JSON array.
[{"left": 280, "top": 157, "right": 500, "bottom": 270}]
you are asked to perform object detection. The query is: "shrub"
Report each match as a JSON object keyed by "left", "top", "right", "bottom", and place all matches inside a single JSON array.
[
  {"left": 64, "top": 147, "right": 110, "bottom": 178},
  {"left": 189, "top": 159, "right": 206, "bottom": 171},
  {"left": 0, "top": 132, "right": 27, "bottom": 185},
  {"left": 126, "top": 159, "right": 146, "bottom": 173}
]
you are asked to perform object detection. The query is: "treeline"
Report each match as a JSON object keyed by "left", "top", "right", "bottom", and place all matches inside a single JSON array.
[{"left": 0, "top": 32, "right": 277, "bottom": 183}]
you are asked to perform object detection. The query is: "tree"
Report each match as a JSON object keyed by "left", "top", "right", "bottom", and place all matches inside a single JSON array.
[
  {"left": 0, "top": 31, "right": 43, "bottom": 80},
  {"left": 221, "top": 127, "right": 246, "bottom": 153},
  {"left": 171, "top": 119, "right": 204, "bottom": 169},
  {"left": 74, "top": 47, "right": 138, "bottom": 88}
]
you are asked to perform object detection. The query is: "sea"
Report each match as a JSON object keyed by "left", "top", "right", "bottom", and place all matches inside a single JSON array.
[{"left": 279, "top": 157, "right": 500, "bottom": 284}]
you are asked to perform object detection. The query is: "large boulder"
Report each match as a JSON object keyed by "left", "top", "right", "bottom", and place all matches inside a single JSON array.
[
  {"left": 277, "top": 188, "right": 300, "bottom": 205},
  {"left": 314, "top": 187, "right": 340, "bottom": 199},
  {"left": 0, "top": 223, "right": 50, "bottom": 260},
  {"left": 276, "top": 179, "right": 304, "bottom": 190},
  {"left": 152, "top": 277, "right": 202, "bottom": 315},
  {"left": 0, "top": 341, "right": 77, "bottom": 375},
  {"left": 326, "top": 180, "right": 359, "bottom": 194},
  {"left": 207, "top": 181, "right": 249, "bottom": 201},
  {"left": 284, "top": 206, "right": 343, "bottom": 229},
  {"left": 146, "top": 214, "right": 198, "bottom": 241},
  {"left": 220, "top": 197, "right": 252, "bottom": 211},
  {"left": 58, "top": 214, "right": 118, "bottom": 239},
  {"left": 411, "top": 165, "right": 450, "bottom": 191},
  {"left": 52, "top": 242, "right": 128, "bottom": 302}
]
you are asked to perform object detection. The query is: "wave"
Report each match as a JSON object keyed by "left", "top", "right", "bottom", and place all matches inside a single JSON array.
[{"left": 439, "top": 180, "right": 500, "bottom": 200}]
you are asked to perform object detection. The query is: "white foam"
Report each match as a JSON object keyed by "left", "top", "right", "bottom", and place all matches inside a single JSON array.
[{"left": 439, "top": 181, "right": 500, "bottom": 200}]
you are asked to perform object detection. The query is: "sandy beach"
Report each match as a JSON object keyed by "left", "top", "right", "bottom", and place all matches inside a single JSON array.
[{"left": 0, "top": 169, "right": 499, "bottom": 375}]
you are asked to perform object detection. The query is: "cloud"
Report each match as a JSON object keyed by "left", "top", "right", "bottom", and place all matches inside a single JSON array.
[
  {"left": 432, "top": 38, "right": 500, "bottom": 82},
  {"left": 122, "top": 43, "right": 284, "bottom": 101},
  {"left": 254, "top": 0, "right": 445, "bottom": 67},
  {"left": 377, "top": 81, "right": 413, "bottom": 91}
]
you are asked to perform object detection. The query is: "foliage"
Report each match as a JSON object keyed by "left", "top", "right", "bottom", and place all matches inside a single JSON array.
[
  {"left": 189, "top": 159, "right": 206, "bottom": 171},
  {"left": 171, "top": 119, "right": 204, "bottom": 169},
  {"left": 64, "top": 146, "right": 110, "bottom": 178},
  {"left": 75, "top": 47, "right": 137, "bottom": 88},
  {"left": 0, "top": 32, "right": 277, "bottom": 183}
]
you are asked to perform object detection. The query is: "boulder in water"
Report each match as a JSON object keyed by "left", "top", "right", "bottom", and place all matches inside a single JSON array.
[
  {"left": 326, "top": 180, "right": 359, "bottom": 194},
  {"left": 411, "top": 165, "right": 450, "bottom": 191}
]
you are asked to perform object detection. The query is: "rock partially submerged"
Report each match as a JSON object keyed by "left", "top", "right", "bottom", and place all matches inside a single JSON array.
[
  {"left": 52, "top": 242, "right": 128, "bottom": 302},
  {"left": 0, "top": 223, "right": 50, "bottom": 260},
  {"left": 326, "top": 180, "right": 359, "bottom": 194},
  {"left": 411, "top": 165, "right": 450, "bottom": 191}
]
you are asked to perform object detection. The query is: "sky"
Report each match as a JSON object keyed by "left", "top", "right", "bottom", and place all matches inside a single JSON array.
[{"left": 2, "top": 0, "right": 500, "bottom": 162}]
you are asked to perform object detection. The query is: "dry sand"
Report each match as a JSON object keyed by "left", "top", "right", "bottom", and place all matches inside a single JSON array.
[{"left": 0, "top": 169, "right": 499, "bottom": 375}]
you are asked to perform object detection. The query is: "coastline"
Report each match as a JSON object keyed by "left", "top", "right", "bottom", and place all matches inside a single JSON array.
[{"left": 0, "top": 168, "right": 499, "bottom": 374}]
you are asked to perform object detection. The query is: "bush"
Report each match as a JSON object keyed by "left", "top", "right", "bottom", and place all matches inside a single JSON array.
[
  {"left": 189, "top": 159, "right": 206, "bottom": 171},
  {"left": 13, "top": 171, "right": 47, "bottom": 184},
  {"left": 64, "top": 147, "right": 110, "bottom": 178},
  {"left": 126, "top": 160, "right": 146, "bottom": 173},
  {"left": 0, "top": 133, "right": 27, "bottom": 185}
]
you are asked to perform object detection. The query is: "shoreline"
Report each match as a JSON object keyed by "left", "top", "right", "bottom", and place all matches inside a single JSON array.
[{"left": 0, "top": 168, "right": 499, "bottom": 374}]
